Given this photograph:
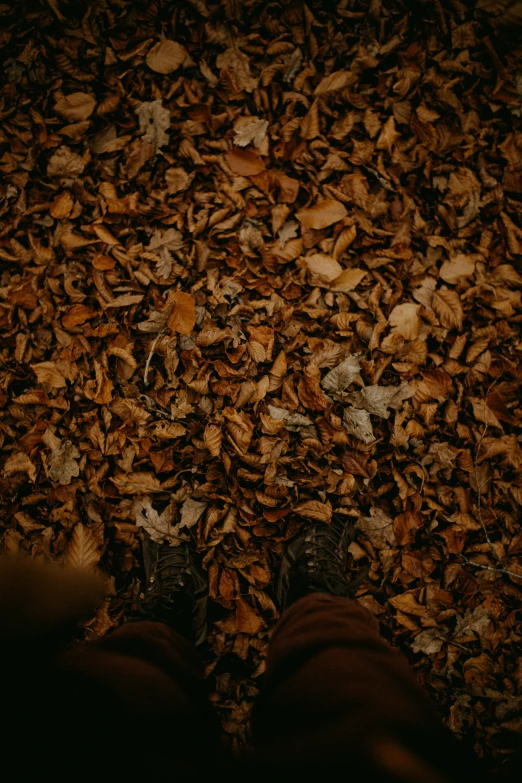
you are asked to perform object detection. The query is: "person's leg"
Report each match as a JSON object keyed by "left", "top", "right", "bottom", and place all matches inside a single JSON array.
[
  {"left": 252, "top": 516, "right": 486, "bottom": 782},
  {"left": 58, "top": 619, "right": 219, "bottom": 777}
]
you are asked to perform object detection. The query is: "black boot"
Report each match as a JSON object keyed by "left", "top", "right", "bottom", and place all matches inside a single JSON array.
[
  {"left": 133, "top": 536, "right": 208, "bottom": 646},
  {"left": 277, "top": 513, "right": 361, "bottom": 613}
]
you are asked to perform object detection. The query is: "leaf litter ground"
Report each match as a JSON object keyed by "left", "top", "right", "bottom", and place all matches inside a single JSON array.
[{"left": 1, "top": 0, "right": 522, "bottom": 773}]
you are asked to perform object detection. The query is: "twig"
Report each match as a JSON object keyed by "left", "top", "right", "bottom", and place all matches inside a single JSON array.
[
  {"left": 143, "top": 331, "right": 163, "bottom": 387},
  {"left": 461, "top": 556, "right": 522, "bottom": 581}
]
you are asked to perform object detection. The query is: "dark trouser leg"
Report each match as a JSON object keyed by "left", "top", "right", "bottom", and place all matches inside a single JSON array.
[
  {"left": 57, "top": 621, "right": 220, "bottom": 778},
  {"left": 252, "top": 594, "right": 485, "bottom": 782}
]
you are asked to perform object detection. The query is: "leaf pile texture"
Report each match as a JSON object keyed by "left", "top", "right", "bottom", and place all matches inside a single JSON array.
[{"left": 0, "top": 0, "right": 521, "bottom": 770}]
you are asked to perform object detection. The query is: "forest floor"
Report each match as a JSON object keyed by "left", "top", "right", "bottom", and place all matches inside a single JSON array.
[{"left": 1, "top": 0, "right": 522, "bottom": 774}]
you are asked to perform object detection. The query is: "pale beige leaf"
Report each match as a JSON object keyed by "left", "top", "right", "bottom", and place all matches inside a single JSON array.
[
  {"left": 146, "top": 40, "right": 187, "bottom": 74},
  {"left": 343, "top": 407, "right": 375, "bottom": 444},
  {"left": 54, "top": 92, "right": 96, "bottom": 122},
  {"left": 321, "top": 356, "right": 361, "bottom": 393},
  {"left": 348, "top": 382, "right": 413, "bottom": 419},
  {"left": 31, "top": 361, "right": 67, "bottom": 388},
  {"left": 179, "top": 498, "right": 208, "bottom": 530},
  {"left": 133, "top": 497, "right": 177, "bottom": 543},
  {"left": 66, "top": 524, "right": 100, "bottom": 571},
  {"left": 432, "top": 288, "right": 464, "bottom": 329},
  {"left": 48, "top": 440, "right": 80, "bottom": 485},
  {"left": 356, "top": 507, "right": 396, "bottom": 548},
  {"left": 295, "top": 499, "right": 332, "bottom": 522},
  {"left": 314, "top": 70, "right": 354, "bottom": 95},
  {"left": 331, "top": 268, "right": 367, "bottom": 292},
  {"left": 233, "top": 117, "right": 268, "bottom": 148},
  {"left": 135, "top": 100, "right": 170, "bottom": 153},
  {"left": 388, "top": 303, "right": 421, "bottom": 340},
  {"left": 296, "top": 199, "right": 348, "bottom": 229}
]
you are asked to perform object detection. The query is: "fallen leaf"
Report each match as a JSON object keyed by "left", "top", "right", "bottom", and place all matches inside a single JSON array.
[
  {"left": 112, "top": 472, "right": 163, "bottom": 494},
  {"left": 66, "top": 524, "right": 100, "bottom": 571},
  {"left": 47, "top": 440, "right": 80, "bottom": 485},
  {"left": 47, "top": 146, "right": 86, "bottom": 178},
  {"left": 165, "top": 167, "right": 194, "bottom": 194},
  {"left": 4, "top": 452, "right": 37, "bottom": 482},
  {"left": 233, "top": 117, "right": 268, "bottom": 148},
  {"left": 331, "top": 268, "right": 367, "bottom": 292},
  {"left": 179, "top": 498, "right": 208, "bottom": 530},
  {"left": 389, "top": 303, "right": 421, "bottom": 340},
  {"left": 146, "top": 40, "right": 187, "bottom": 74},
  {"left": 439, "top": 254, "right": 476, "bottom": 284},
  {"left": 226, "top": 147, "right": 266, "bottom": 176},
  {"left": 133, "top": 497, "right": 177, "bottom": 543},
  {"left": 356, "top": 508, "right": 396, "bottom": 548},
  {"left": 135, "top": 100, "right": 170, "bottom": 153},
  {"left": 306, "top": 253, "right": 343, "bottom": 283},
  {"left": 321, "top": 356, "right": 361, "bottom": 393},
  {"left": 343, "top": 407, "right": 375, "bottom": 444},
  {"left": 50, "top": 191, "right": 74, "bottom": 219},
  {"left": 348, "top": 382, "right": 414, "bottom": 419},
  {"left": 31, "top": 361, "right": 67, "bottom": 388},
  {"left": 235, "top": 597, "right": 262, "bottom": 633},
  {"left": 167, "top": 291, "right": 196, "bottom": 335},
  {"left": 296, "top": 199, "right": 348, "bottom": 229},
  {"left": 432, "top": 288, "right": 464, "bottom": 329},
  {"left": 54, "top": 92, "right": 96, "bottom": 122},
  {"left": 314, "top": 70, "right": 354, "bottom": 95},
  {"left": 294, "top": 499, "right": 332, "bottom": 522}
]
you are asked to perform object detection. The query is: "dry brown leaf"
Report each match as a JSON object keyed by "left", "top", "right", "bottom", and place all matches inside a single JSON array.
[
  {"left": 331, "top": 268, "right": 367, "bottom": 292},
  {"left": 376, "top": 116, "right": 400, "bottom": 151},
  {"left": 31, "top": 361, "right": 67, "bottom": 388},
  {"left": 62, "top": 304, "right": 95, "bottom": 330},
  {"left": 166, "top": 291, "right": 196, "bottom": 335},
  {"left": 295, "top": 499, "right": 333, "bottom": 522},
  {"left": 298, "top": 363, "right": 329, "bottom": 411},
  {"left": 306, "top": 254, "right": 343, "bottom": 284},
  {"left": 204, "top": 424, "right": 222, "bottom": 456},
  {"left": 4, "top": 452, "right": 37, "bottom": 482},
  {"left": 66, "top": 524, "right": 101, "bottom": 571},
  {"left": 50, "top": 191, "right": 73, "bottom": 219},
  {"left": 432, "top": 288, "right": 464, "bottom": 329},
  {"left": 165, "top": 167, "right": 194, "bottom": 194},
  {"left": 54, "top": 92, "right": 96, "bottom": 122},
  {"left": 296, "top": 199, "right": 348, "bottom": 229},
  {"left": 146, "top": 40, "right": 187, "bottom": 74},
  {"left": 356, "top": 508, "right": 396, "bottom": 548},
  {"left": 235, "top": 597, "right": 262, "bottom": 634},
  {"left": 112, "top": 472, "right": 163, "bottom": 494},
  {"left": 439, "top": 255, "right": 476, "bottom": 284},
  {"left": 314, "top": 70, "right": 354, "bottom": 95},
  {"left": 47, "top": 146, "right": 86, "bottom": 178},
  {"left": 225, "top": 147, "right": 266, "bottom": 176},
  {"left": 389, "top": 303, "right": 421, "bottom": 340}
]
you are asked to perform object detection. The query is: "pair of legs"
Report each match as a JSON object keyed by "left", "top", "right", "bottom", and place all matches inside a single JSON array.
[{"left": 56, "top": 592, "right": 483, "bottom": 782}]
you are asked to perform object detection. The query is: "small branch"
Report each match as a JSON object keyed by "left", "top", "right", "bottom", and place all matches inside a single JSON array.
[
  {"left": 461, "top": 556, "right": 522, "bottom": 581},
  {"left": 143, "top": 331, "right": 163, "bottom": 387}
]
